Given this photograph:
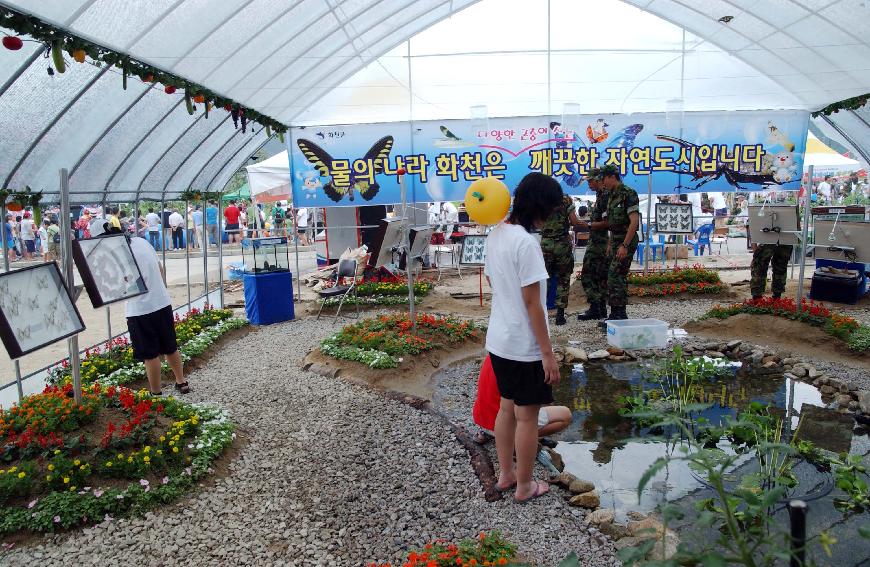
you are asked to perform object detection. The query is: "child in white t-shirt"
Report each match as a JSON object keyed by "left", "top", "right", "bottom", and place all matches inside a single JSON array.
[{"left": 484, "top": 172, "right": 564, "bottom": 503}]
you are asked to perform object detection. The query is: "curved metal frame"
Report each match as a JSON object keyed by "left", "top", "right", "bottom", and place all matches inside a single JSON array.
[
  {"left": 206, "top": 126, "right": 267, "bottom": 191},
  {"left": 164, "top": 0, "right": 259, "bottom": 70},
  {"left": 2, "top": 65, "right": 111, "bottom": 189},
  {"left": 821, "top": 113, "right": 870, "bottom": 166},
  {"left": 134, "top": 112, "right": 206, "bottom": 197},
  {"left": 186, "top": 128, "right": 245, "bottom": 190},
  {"left": 163, "top": 113, "right": 231, "bottom": 191},
  {"left": 0, "top": 45, "right": 45, "bottom": 99}
]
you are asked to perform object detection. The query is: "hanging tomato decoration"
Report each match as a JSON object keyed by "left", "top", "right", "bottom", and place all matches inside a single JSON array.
[
  {"left": 224, "top": 103, "right": 233, "bottom": 111},
  {"left": 72, "top": 49, "right": 86, "bottom": 63},
  {"left": 2, "top": 36, "right": 23, "bottom": 51},
  {"left": 193, "top": 94, "right": 205, "bottom": 104},
  {"left": 6, "top": 202, "right": 22, "bottom": 212},
  {"left": 144, "top": 74, "right": 154, "bottom": 83},
  {"left": 164, "top": 85, "right": 177, "bottom": 94}
]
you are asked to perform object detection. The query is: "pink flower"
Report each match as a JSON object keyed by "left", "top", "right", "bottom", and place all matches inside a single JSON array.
[
  {"left": 27, "top": 499, "right": 37, "bottom": 509},
  {"left": 103, "top": 514, "right": 113, "bottom": 522},
  {"left": 53, "top": 516, "right": 60, "bottom": 523},
  {"left": 162, "top": 476, "right": 169, "bottom": 485},
  {"left": 139, "top": 479, "right": 149, "bottom": 487},
  {"left": 93, "top": 489, "right": 104, "bottom": 498}
]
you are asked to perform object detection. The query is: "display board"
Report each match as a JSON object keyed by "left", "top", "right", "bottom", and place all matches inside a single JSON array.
[
  {"left": 0, "top": 263, "right": 85, "bottom": 359},
  {"left": 655, "top": 202, "right": 694, "bottom": 234},
  {"left": 289, "top": 110, "right": 810, "bottom": 206},
  {"left": 813, "top": 220, "right": 870, "bottom": 263},
  {"left": 369, "top": 218, "right": 405, "bottom": 268},
  {"left": 460, "top": 235, "right": 488, "bottom": 265},
  {"left": 748, "top": 205, "right": 801, "bottom": 246},
  {"left": 408, "top": 226, "right": 433, "bottom": 259},
  {"left": 72, "top": 234, "right": 147, "bottom": 308}
]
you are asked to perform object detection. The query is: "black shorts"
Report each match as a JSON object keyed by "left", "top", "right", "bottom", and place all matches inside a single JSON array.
[
  {"left": 488, "top": 351, "right": 553, "bottom": 406},
  {"left": 127, "top": 305, "right": 179, "bottom": 361}
]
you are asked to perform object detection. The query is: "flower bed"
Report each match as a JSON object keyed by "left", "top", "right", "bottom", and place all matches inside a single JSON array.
[
  {"left": 630, "top": 281, "right": 726, "bottom": 297},
  {"left": 369, "top": 532, "right": 518, "bottom": 567},
  {"left": 319, "top": 278, "right": 433, "bottom": 307},
  {"left": 47, "top": 308, "right": 247, "bottom": 388},
  {"left": 628, "top": 264, "right": 722, "bottom": 286},
  {"left": 321, "top": 313, "right": 481, "bottom": 369},
  {"left": 0, "top": 384, "right": 234, "bottom": 534},
  {"left": 703, "top": 297, "right": 868, "bottom": 352}
]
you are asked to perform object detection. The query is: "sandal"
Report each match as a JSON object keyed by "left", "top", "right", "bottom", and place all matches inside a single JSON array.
[
  {"left": 473, "top": 431, "right": 493, "bottom": 445},
  {"left": 514, "top": 480, "right": 549, "bottom": 504},
  {"left": 174, "top": 382, "right": 191, "bottom": 394},
  {"left": 150, "top": 391, "right": 162, "bottom": 396},
  {"left": 496, "top": 480, "right": 517, "bottom": 493}
]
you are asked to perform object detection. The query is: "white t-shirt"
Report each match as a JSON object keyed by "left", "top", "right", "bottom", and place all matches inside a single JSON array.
[
  {"left": 484, "top": 223, "right": 550, "bottom": 362},
  {"left": 816, "top": 181, "right": 831, "bottom": 199},
  {"left": 145, "top": 212, "right": 160, "bottom": 232},
  {"left": 19, "top": 218, "right": 35, "bottom": 240},
  {"left": 710, "top": 192, "right": 727, "bottom": 210},
  {"left": 125, "top": 236, "right": 172, "bottom": 317},
  {"left": 168, "top": 211, "right": 184, "bottom": 228},
  {"left": 297, "top": 208, "right": 309, "bottom": 228}
]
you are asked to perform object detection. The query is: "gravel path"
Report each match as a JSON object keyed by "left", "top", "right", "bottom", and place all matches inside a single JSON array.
[{"left": 3, "top": 316, "right": 619, "bottom": 567}]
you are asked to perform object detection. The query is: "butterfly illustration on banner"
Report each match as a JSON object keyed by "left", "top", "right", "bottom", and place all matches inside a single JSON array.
[
  {"left": 550, "top": 121, "right": 644, "bottom": 187},
  {"left": 296, "top": 136, "right": 394, "bottom": 202}
]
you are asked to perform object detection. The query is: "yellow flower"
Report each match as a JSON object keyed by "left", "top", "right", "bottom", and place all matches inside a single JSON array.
[
  {"left": 117, "top": 453, "right": 123, "bottom": 460},
  {"left": 143, "top": 456, "right": 150, "bottom": 463},
  {"left": 143, "top": 446, "right": 150, "bottom": 453},
  {"left": 54, "top": 449, "right": 61, "bottom": 455},
  {"left": 74, "top": 459, "right": 80, "bottom": 466},
  {"left": 172, "top": 447, "right": 179, "bottom": 453},
  {"left": 69, "top": 487, "right": 76, "bottom": 492},
  {"left": 17, "top": 472, "right": 25, "bottom": 479},
  {"left": 156, "top": 450, "right": 163, "bottom": 456},
  {"left": 63, "top": 477, "right": 69, "bottom": 484},
  {"left": 127, "top": 457, "right": 133, "bottom": 463},
  {"left": 8, "top": 466, "right": 16, "bottom": 473},
  {"left": 46, "top": 475, "right": 52, "bottom": 481},
  {"left": 105, "top": 462, "right": 113, "bottom": 467},
  {"left": 159, "top": 436, "right": 166, "bottom": 442},
  {"left": 79, "top": 465, "right": 86, "bottom": 470},
  {"left": 169, "top": 441, "right": 175, "bottom": 446},
  {"left": 47, "top": 464, "right": 55, "bottom": 471},
  {"left": 0, "top": 469, "right": 4, "bottom": 474}
]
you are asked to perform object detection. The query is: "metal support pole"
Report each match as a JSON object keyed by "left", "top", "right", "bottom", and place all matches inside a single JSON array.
[
  {"left": 60, "top": 168, "right": 82, "bottom": 405},
  {"left": 160, "top": 198, "right": 167, "bottom": 285},
  {"left": 644, "top": 174, "right": 653, "bottom": 274},
  {"left": 293, "top": 207, "right": 301, "bottom": 302},
  {"left": 106, "top": 304, "right": 112, "bottom": 343},
  {"left": 218, "top": 198, "right": 225, "bottom": 308},
  {"left": 12, "top": 360, "right": 23, "bottom": 402},
  {"left": 202, "top": 197, "right": 209, "bottom": 306},
  {"left": 796, "top": 165, "right": 813, "bottom": 311},
  {"left": 185, "top": 200, "right": 191, "bottom": 311},
  {"left": 1, "top": 202, "right": 9, "bottom": 272},
  {"left": 399, "top": 174, "right": 416, "bottom": 333},
  {"left": 788, "top": 500, "right": 807, "bottom": 567}
]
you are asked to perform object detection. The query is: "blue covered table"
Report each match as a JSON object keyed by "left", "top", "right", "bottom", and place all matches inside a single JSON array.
[{"left": 243, "top": 271, "right": 295, "bottom": 325}]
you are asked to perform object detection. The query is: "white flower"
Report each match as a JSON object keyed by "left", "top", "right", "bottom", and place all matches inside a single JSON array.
[
  {"left": 162, "top": 476, "right": 169, "bottom": 485},
  {"left": 27, "top": 499, "right": 37, "bottom": 509},
  {"left": 53, "top": 516, "right": 60, "bottom": 523},
  {"left": 93, "top": 489, "right": 104, "bottom": 497}
]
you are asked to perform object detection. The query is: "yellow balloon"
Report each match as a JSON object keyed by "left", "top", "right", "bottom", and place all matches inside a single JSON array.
[{"left": 464, "top": 177, "right": 511, "bottom": 225}]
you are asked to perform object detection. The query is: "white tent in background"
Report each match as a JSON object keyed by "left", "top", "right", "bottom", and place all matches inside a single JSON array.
[
  {"left": 803, "top": 133, "right": 861, "bottom": 176},
  {"left": 245, "top": 151, "right": 291, "bottom": 203}
]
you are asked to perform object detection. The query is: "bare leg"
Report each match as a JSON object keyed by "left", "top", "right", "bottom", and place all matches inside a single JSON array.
[
  {"left": 514, "top": 404, "right": 548, "bottom": 501},
  {"left": 494, "top": 397, "right": 517, "bottom": 489},
  {"left": 143, "top": 357, "right": 163, "bottom": 394},
  {"left": 165, "top": 350, "right": 184, "bottom": 383},
  {"left": 537, "top": 406, "right": 572, "bottom": 437}
]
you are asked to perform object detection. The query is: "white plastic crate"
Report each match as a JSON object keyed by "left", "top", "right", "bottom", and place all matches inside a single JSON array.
[{"left": 606, "top": 319, "right": 668, "bottom": 349}]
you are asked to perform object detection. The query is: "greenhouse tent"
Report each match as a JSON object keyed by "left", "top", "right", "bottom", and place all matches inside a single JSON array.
[{"left": 245, "top": 151, "right": 292, "bottom": 203}]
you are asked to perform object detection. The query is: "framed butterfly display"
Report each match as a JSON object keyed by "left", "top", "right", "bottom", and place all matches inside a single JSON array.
[
  {"left": 0, "top": 263, "right": 85, "bottom": 359},
  {"left": 72, "top": 234, "right": 148, "bottom": 308},
  {"left": 655, "top": 202, "right": 694, "bottom": 234},
  {"left": 296, "top": 136, "right": 394, "bottom": 203},
  {"left": 460, "top": 235, "right": 488, "bottom": 265}
]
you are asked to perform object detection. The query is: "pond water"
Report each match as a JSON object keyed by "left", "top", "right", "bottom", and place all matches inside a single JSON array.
[{"left": 551, "top": 359, "right": 870, "bottom": 565}]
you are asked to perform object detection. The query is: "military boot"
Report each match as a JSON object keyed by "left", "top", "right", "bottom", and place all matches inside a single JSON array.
[
  {"left": 555, "top": 308, "right": 566, "bottom": 326},
  {"left": 597, "top": 306, "right": 627, "bottom": 329},
  {"left": 577, "top": 301, "right": 604, "bottom": 321}
]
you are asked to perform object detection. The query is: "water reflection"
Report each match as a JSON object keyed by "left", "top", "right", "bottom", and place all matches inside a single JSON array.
[{"left": 550, "top": 361, "right": 863, "bottom": 520}]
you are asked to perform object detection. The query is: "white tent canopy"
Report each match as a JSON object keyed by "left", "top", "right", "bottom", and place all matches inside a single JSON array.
[
  {"left": 245, "top": 151, "right": 292, "bottom": 203},
  {"left": 804, "top": 132, "right": 862, "bottom": 174},
  {"left": 0, "top": 0, "right": 868, "bottom": 202}
]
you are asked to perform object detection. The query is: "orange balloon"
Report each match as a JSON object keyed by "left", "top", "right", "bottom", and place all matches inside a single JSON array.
[{"left": 464, "top": 177, "right": 510, "bottom": 225}]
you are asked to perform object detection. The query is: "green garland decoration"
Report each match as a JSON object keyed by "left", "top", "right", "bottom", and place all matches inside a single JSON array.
[
  {"left": 0, "top": 8, "right": 288, "bottom": 136},
  {"left": 812, "top": 93, "right": 870, "bottom": 117},
  {"left": 178, "top": 189, "right": 224, "bottom": 202},
  {"left": 10, "top": 186, "right": 43, "bottom": 224}
]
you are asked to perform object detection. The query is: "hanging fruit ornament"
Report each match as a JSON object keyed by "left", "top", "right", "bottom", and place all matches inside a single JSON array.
[
  {"left": 164, "top": 84, "right": 176, "bottom": 94},
  {"left": 193, "top": 94, "right": 205, "bottom": 104},
  {"left": 2, "top": 36, "right": 23, "bottom": 51},
  {"left": 224, "top": 103, "right": 233, "bottom": 112},
  {"left": 51, "top": 39, "right": 66, "bottom": 73},
  {"left": 240, "top": 109, "right": 247, "bottom": 133},
  {"left": 72, "top": 49, "right": 86, "bottom": 63},
  {"left": 464, "top": 177, "right": 511, "bottom": 225},
  {"left": 230, "top": 106, "right": 239, "bottom": 129},
  {"left": 265, "top": 124, "right": 272, "bottom": 138},
  {"left": 184, "top": 88, "right": 194, "bottom": 114},
  {"left": 144, "top": 74, "right": 154, "bottom": 83},
  {"left": 204, "top": 101, "right": 211, "bottom": 119}
]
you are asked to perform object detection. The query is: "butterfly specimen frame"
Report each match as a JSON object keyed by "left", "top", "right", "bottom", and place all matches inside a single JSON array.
[
  {"left": 655, "top": 202, "right": 695, "bottom": 234},
  {"left": 812, "top": 220, "right": 870, "bottom": 263},
  {"left": 0, "top": 263, "right": 85, "bottom": 359},
  {"left": 459, "top": 235, "right": 488, "bottom": 265},
  {"left": 747, "top": 205, "right": 800, "bottom": 246},
  {"left": 72, "top": 234, "right": 148, "bottom": 308}
]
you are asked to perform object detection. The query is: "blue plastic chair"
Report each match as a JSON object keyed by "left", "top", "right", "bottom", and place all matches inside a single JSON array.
[
  {"left": 687, "top": 223, "right": 715, "bottom": 256},
  {"left": 637, "top": 224, "right": 666, "bottom": 262}
]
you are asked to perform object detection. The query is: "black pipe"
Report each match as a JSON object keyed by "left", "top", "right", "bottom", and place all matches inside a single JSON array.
[{"left": 789, "top": 499, "right": 807, "bottom": 567}]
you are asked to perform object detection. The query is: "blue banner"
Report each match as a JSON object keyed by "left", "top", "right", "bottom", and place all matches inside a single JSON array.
[{"left": 289, "top": 110, "right": 809, "bottom": 207}]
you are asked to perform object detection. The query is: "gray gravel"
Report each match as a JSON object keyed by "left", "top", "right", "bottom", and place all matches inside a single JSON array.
[{"left": 2, "top": 315, "right": 619, "bottom": 567}]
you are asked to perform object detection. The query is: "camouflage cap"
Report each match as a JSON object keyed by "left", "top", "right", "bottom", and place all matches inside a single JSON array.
[{"left": 597, "top": 164, "right": 620, "bottom": 178}]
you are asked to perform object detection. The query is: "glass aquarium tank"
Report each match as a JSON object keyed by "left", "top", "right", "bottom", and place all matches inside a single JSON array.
[{"left": 241, "top": 237, "right": 290, "bottom": 273}]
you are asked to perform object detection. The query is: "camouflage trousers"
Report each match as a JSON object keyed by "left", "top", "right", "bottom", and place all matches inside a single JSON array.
[
  {"left": 541, "top": 237, "right": 574, "bottom": 309},
  {"left": 607, "top": 236, "right": 638, "bottom": 307},
  {"left": 750, "top": 244, "right": 792, "bottom": 297},
  {"left": 581, "top": 241, "right": 609, "bottom": 304}
]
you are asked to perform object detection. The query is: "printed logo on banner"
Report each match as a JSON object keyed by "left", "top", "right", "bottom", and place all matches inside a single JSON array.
[{"left": 288, "top": 111, "right": 810, "bottom": 207}]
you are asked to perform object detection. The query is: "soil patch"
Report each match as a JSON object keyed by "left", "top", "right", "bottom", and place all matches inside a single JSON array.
[
  {"left": 302, "top": 338, "right": 484, "bottom": 401},
  {"left": 628, "top": 287, "right": 738, "bottom": 303},
  {"left": 685, "top": 313, "right": 870, "bottom": 370}
]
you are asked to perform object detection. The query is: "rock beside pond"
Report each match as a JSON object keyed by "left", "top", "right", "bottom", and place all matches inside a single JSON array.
[
  {"left": 614, "top": 537, "right": 640, "bottom": 551},
  {"left": 762, "top": 355, "right": 779, "bottom": 365},
  {"left": 568, "top": 479, "right": 596, "bottom": 494},
  {"left": 585, "top": 509, "right": 614, "bottom": 526},
  {"left": 569, "top": 491, "right": 600, "bottom": 509},
  {"left": 589, "top": 349, "right": 610, "bottom": 360},
  {"left": 836, "top": 394, "right": 852, "bottom": 406},
  {"left": 598, "top": 522, "right": 630, "bottom": 540},
  {"left": 564, "top": 346, "right": 588, "bottom": 363},
  {"left": 820, "top": 385, "right": 837, "bottom": 396},
  {"left": 606, "top": 347, "right": 624, "bottom": 356},
  {"left": 545, "top": 447, "right": 565, "bottom": 472},
  {"left": 550, "top": 472, "right": 577, "bottom": 488},
  {"left": 726, "top": 339, "right": 742, "bottom": 350},
  {"left": 858, "top": 390, "right": 870, "bottom": 414},
  {"left": 628, "top": 517, "right": 666, "bottom": 539},
  {"left": 649, "top": 531, "right": 680, "bottom": 560}
]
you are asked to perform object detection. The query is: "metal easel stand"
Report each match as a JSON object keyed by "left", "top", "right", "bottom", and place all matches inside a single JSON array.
[{"left": 59, "top": 168, "right": 83, "bottom": 405}]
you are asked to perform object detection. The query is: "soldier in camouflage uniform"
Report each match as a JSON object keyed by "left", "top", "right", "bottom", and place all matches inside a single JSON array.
[
  {"left": 577, "top": 170, "right": 611, "bottom": 321},
  {"left": 750, "top": 243, "right": 792, "bottom": 299},
  {"left": 540, "top": 190, "right": 582, "bottom": 325},
  {"left": 597, "top": 164, "right": 640, "bottom": 328}
]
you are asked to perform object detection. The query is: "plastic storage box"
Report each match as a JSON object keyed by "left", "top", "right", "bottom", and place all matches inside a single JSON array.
[{"left": 606, "top": 319, "right": 668, "bottom": 349}]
